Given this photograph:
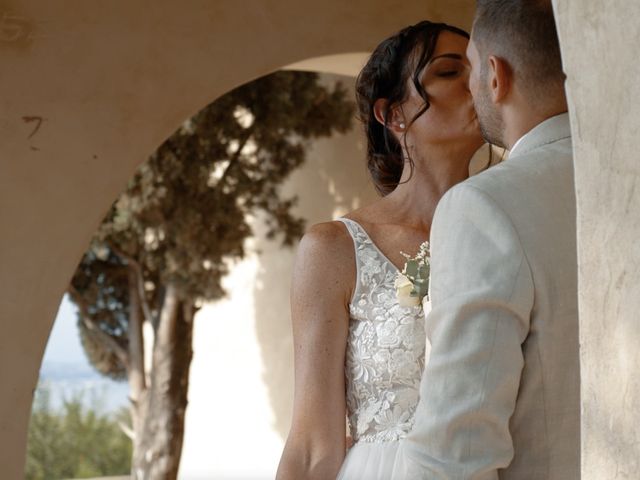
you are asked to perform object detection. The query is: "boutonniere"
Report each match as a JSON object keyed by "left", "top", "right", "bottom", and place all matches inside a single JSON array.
[{"left": 394, "top": 241, "right": 430, "bottom": 308}]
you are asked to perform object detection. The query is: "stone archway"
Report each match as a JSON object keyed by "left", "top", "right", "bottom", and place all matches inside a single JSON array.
[
  {"left": 0, "top": 1, "right": 475, "bottom": 477},
  {"left": 4, "top": 1, "right": 640, "bottom": 478}
]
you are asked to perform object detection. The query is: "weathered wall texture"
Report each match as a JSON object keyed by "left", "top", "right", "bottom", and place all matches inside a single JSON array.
[
  {"left": 0, "top": 1, "right": 474, "bottom": 477},
  {"left": 554, "top": 1, "right": 640, "bottom": 478}
]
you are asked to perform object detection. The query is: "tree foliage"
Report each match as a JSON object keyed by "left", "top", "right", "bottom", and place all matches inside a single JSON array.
[
  {"left": 26, "top": 387, "right": 132, "bottom": 480},
  {"left": 71, "top": 71, "right": 354, "bottom": 378}
]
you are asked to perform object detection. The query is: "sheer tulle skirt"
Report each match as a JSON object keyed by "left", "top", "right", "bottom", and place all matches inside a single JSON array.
[{"left": 336, "top": 441, "right": 400, "bottom": 479}]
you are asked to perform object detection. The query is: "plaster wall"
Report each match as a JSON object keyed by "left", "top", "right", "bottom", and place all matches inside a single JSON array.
[
  {"left": 0, "top": 1, "right": 474, "bottom": 477},
  {"left": 553, "top": 1, "right": 640, "bottom": 478}
]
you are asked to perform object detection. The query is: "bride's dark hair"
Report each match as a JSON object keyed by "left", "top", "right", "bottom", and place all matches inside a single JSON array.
[{"left": 356, "top": 21, "right": 470, "bottom": 196}]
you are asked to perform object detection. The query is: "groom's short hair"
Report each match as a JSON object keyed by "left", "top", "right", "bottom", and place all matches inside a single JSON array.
[{"left": 472, "top": 0, "right": 565, "bottom": 103}]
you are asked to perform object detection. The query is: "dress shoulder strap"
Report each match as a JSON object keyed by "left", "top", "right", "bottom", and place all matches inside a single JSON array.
[
  {"left": 336, "top": 218, "right": 364, "bottom": 304},
  {"left": 336, "top": 217, "right": 360, "bottom": 243}
]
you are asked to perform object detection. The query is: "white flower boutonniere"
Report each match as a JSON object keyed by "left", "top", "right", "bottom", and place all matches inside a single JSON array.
[{"left": 394, "top": 241, "right": 430, "bottom": 308}]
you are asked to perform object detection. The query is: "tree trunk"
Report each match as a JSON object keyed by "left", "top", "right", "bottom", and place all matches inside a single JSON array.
[
  {"left": 127, "top": 267, "right": 146, "bottom": 435},
  {"left": 132, "top": 283, "right": 194, "bottom": 480}
]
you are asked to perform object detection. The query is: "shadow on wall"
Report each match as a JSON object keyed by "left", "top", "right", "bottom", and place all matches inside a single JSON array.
[{"left": 252, "top": 74, "right": 378, "bottom": 439}]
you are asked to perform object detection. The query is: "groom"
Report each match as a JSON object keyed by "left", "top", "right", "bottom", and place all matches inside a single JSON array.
[{"left": 393, "top": 1, "right": 579, "bottom": 479}]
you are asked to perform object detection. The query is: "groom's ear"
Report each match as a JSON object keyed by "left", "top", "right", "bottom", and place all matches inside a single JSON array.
[
  {"left": 488, "top": 55, "right": 512, "bottom": 104},
  {"left": 373, "top": 99, "right": 406, "bottom": 134}
]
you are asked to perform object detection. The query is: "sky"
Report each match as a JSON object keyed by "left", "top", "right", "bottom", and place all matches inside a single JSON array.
[
  {"left": 38, "top": 294, "right": 129, "bottom": 412},
  {"left": 41, "top": 294, "right": 88, "bottom": 365}
]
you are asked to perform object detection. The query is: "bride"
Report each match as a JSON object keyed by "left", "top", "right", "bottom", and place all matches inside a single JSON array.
[{"left": 276, "top": 20, "right": 485, "bottom": 479}]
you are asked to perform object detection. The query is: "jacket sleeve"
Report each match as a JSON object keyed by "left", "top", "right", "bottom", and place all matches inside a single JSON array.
[{"left": 392, "top": 183, "right": 534, "bottom": 480}]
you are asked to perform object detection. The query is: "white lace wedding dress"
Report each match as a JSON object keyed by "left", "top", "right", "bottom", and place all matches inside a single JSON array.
[{"left": 336, "top": 218, "right": 429, "bottom": 479}]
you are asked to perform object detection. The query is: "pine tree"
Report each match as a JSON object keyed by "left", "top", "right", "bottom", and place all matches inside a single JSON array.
[{"left": 26, "top": 387, "right": 132, "bottom": 479}]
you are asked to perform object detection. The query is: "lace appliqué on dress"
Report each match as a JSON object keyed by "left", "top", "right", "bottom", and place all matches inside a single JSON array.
[{"left": 339, "top": 218, "right": 426, "bottom": 444}]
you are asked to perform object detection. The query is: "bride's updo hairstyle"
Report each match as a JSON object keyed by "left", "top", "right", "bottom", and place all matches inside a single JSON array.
[{"left": 356, "top": 21, "right": 470, "bottom": 196}]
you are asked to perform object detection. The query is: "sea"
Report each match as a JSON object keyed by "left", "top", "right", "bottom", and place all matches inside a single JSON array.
[{"left": 35, "top": 361, "right": 130, "bottom": 414}]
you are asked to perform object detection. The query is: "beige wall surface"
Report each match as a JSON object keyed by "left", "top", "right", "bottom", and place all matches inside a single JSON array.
[
  {"left": 554, "top": 0, "right": 640, "bottom": 478},
  {"left": 0, "top": 1, "right": 474, "bottom": 477}
]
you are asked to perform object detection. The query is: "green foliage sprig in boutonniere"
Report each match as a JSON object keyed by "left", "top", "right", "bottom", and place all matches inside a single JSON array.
[{"left": 394, "top": 241, "right": 430, "bottom": 308}]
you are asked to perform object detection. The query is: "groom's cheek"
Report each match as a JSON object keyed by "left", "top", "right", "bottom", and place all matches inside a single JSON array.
[
  {"left": 466, "top": 41, "right": 480, "bottom": 93},
  {"left": 468, "top": 66, "right": 480, "bottom": 99}
]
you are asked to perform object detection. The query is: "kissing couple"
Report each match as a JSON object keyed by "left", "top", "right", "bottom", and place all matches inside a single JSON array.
[{"left": 277, "top": 0, "right": 579, "bottom": 478}]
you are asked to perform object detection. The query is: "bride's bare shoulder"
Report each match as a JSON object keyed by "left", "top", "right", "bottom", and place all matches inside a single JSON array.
[
  {"left": 290, "top": 220, "right": 356, "bottom": 303},
  {"left": 302, "top": 202, "right": 387, "bottom": 257},
  {"left": 297, "top": 220, "right": 353, "bottom": 262}
]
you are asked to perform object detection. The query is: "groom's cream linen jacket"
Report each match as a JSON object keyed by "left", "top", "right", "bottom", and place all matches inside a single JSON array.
[{"left": 392, "top": 113, "right": 579, "bottom": 479}]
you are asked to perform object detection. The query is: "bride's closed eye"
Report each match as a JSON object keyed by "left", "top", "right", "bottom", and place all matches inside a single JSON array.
[
  {"left": 426, "top": 56, "right": 467, "bottom": 81},
  {"left": 436, "top": 70, "right": 460, "bottom": 78}
]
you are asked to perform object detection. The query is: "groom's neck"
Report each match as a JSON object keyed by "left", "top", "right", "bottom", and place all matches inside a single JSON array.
[{"left": 503, "top": 94, "right": 568, "bottom": 150}]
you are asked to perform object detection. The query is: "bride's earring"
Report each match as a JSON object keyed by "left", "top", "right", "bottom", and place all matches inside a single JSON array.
[{"left": 399, "top": 122, "right": 406, "bottom": 130}]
